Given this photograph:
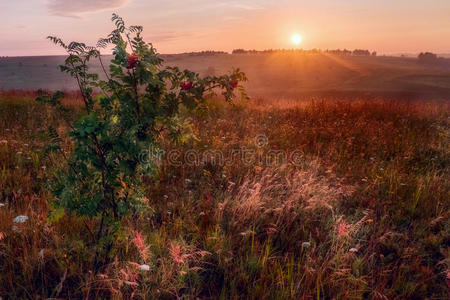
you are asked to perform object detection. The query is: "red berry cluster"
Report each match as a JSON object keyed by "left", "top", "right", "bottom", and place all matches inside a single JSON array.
[
  {"left": 127, "top": 53, "right": 141, "bottom": 69},
  {"left": 180, "top": 81, "right": 193, "bottom": 90}
]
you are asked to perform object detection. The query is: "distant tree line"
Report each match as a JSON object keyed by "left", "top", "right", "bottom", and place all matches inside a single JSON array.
[
  {"left": 417, "top": 52, "right": 440, "bottom": 64},
  {"left": 232, "top": 48, "right": 377, "bottom": 56},
  {"left": 181, "top": 50, "right": 228, "bottom": 56}
]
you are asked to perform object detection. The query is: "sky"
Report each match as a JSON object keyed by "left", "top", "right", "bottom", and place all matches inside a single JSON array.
[{"left": 0, "top": 0, "right": 449, "bottom": 56}]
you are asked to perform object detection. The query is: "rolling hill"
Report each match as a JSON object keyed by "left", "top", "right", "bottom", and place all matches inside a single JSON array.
[{"left": 1, "top": 53, "right": 450, "bottom": 99}]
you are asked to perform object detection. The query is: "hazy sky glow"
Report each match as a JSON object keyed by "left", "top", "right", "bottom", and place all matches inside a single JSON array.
[{"left": 1, "top": 0, "right": 449, "bottom": 56}]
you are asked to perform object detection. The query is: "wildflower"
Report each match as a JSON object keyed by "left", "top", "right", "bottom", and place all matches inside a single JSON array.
[
  {"left": 239, "top": 230, "right": 255, "bottom": 236},
  {"left": 336, "top": 220, "right": 349, "bottom": 238},
  {"left": 0, "top": 203, "right": 5, "bottom": 208},
  {"left": 302, "top": 241, "right": 311, "bottom": 248},
  {"left": 446, "top": 270, "right": 450, "bottom": 290},
  {"left": 127, "top": 53, "right": 141, "bottom": 69},
  {"left": 138, "top": 264, "right": 150, "bottom": 271},
  {"left": 13, "top": 215, "right": 28, "bottom": 223},
  {"left": 38, "top": 249, "right": 45, "bottom": 261},
  {"left": 170, "top": 242, "right": 186, "bottom": 264},
  {"left": 0, "top": 140, "right": 7, "bottom": 144},
  {"left": 230, "top": 80, "right": 238, "bottom": 89},
  {"left": 180, "top": 81, "right": 193, "bottom": 90},
  {"left": 266, "top": 226, "right": 278, "bottom": 234},
  {"left": 349, "top": 248, "right": 358, "bottom": 253},
  {"left": 133, "top": 231, "right": 145, "bottom": 252}
]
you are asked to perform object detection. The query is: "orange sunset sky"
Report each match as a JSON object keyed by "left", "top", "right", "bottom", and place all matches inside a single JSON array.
[{"left": 1, "top": 0, "right": 449, "bottom": 56}]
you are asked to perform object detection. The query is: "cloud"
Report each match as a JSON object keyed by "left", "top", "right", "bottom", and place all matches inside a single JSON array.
[
  {"left": 147, "top": 32, "right": 183, "bottom": 43},
  {"left": 145, "top": 31, "right": 199, "bottom": 44},
  {"left": 46, "top": 0, "right": 130, "bottom": 17},
  {"left": 216, "top": 1, "right": 265, "bottom": 11},
  {"left": 231, "top": 4, "right": 264, "bottom": 10},
  {"left": 222, "top": 16, "right": 245, "bottom": 21}
]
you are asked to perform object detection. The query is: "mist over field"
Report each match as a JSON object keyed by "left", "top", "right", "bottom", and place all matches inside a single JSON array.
[{"left": 2, "top": 53, "right": 450, "bottom": 99}]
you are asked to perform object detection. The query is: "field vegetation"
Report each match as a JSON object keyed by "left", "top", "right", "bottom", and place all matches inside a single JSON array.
[{"left": 0, "top": 89, "right": 449, "bottom": 298}]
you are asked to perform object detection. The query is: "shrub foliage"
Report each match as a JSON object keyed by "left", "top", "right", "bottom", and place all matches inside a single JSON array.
[{"left": 37, "top": 14, "right": 246, "bottom": 264}]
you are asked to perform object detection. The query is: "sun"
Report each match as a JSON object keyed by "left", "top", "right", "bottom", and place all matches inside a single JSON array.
[{"left": 291, "top": 33, "right": 302, "bottom": 46}]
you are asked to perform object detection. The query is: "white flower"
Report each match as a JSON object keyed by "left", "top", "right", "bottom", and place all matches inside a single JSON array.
[
  {"left": 349, "top": 248, "right": 358, "bottom": 253},
  {"left": 302, "top": 242, "right": 311, "bottom": 248},
  {"left": 38, "top": 249, "right": 45, "bottom": 261},
  {"left": 239, "top": 230, "right": 255, "bottom": 236},
  {"left": 0, "top": 140, "right": 7, "bottom": 144},
  {"left": 13, "top": 215, "right": 28, "bottom": 223},
  {"left": 0, "top": 203, "right": 5, "bottom": 208},
  {"left": 139, "top": 264, "right": 150, "bottom": 271}
]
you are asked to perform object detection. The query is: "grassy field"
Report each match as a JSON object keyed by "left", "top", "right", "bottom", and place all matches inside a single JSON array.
[
  {"left": 2, "top": 53, "right": 450, "bottom": 99},
  {"left": 0, "top": 90, "right": 448, "bottom": 298}
]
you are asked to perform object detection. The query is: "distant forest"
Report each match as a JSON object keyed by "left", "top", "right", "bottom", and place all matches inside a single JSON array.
[
  {"left": 167, "top": 49, "right": 447, "bottom": 63},
  {"left": 231, "top": 48, "right": 377, "bottom": 56}
]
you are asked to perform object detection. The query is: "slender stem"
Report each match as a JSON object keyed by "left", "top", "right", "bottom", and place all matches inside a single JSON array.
[
  {"left": 98, "top": 54, "right": 110, "bottom": 81},
  {"left": 83, "top": 219, "right": 96, "bottom": 241}
]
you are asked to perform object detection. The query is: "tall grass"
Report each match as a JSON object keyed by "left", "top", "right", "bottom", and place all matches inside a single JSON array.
[{"left": 0, "top": 92, "right": 448, "bottom": 298}]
